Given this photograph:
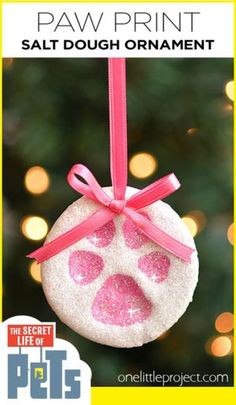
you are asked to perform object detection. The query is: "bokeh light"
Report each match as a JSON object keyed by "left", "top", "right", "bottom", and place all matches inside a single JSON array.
[
  {"left": 186, "top": 127, "right": 199, "bottom": 136},
  {"left": 215, "top": 312, "right": 234, "bottom": 333},
  {"left": 156, "top": 331, "right": 169, "bottom": 340},
  {"left": 229, "top": 336, "right": 234, "bottom": 354},
  {"left": 210, "top": 336, "right": 232, "bottom": 357},
  {"left": 182, "top": 211, "right": 206, "bottom": 237},
  {"left": 29, "top": 261, "right": 42, "bottom": 283},
  {"left": 188, "top": 210, "right": 207, "bottom": 232},
  {"left": 224, "top": 103, "right": 233, "bottom": 112},
  {"left": 129, "top": 152, "right": 157, "bottom": 179},
  {"left": 225, "top": 80, "right": 234, "bottom": 101},
  {"left": 3, "top": 58, "right": 13, "bottom": 70},
  {"left": 24, "top": 166, "right": 50, "bottom": 194},
  {"left": 227, "top": 223, "right": 234, "bottom": 245},
  {"left": 21, "top": 216, "right": 48, "bottom": 240},
  {"left": 182, "top": 216, "right": 198, "bottom": 237}
]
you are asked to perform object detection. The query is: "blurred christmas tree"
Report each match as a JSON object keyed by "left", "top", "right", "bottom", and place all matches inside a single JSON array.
[{"left": 3, "top": 58, "right": 233, "bottom": 386}]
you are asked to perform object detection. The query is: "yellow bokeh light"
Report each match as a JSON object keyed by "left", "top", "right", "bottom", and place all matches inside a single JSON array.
[
  {"left": 186, "top": 128, "right": 199, "bottom": 136},
  {"left": 129, "top": 152, "right": 157, "bottom": 179},
  {"left": 215, "top": 312, "right": 234, "bottom": 333},
  {"left": 24, "top": 166, "right": 50, "bottom": 195},
  {"left": 227, "top": 223, "right": 234, "bottom": 245},
  {"left": 182, "top": 216, "right": 198, "bottom": 237},
  {"left": 210, "top": 336, "right": 232, "bottom": 357},
  {"left": 225, "top": 80, "right": 234, "bottom": 102},
  {"left": 29, "top": 261, "right": 42, "bottom": 283},
  {"left": 21, "top": 216, "right": 48, "bottom": 241}
]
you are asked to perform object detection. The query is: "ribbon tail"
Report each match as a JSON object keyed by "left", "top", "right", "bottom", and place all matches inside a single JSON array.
[
  {"left": 27, "top": 208, "right": 116, "bottom": 263},
  {"left": 124, "top": 208, "right": 194, "bottom": 263},
  {"left": 127, "top": 173, "right": 180, "bottom": 210}
]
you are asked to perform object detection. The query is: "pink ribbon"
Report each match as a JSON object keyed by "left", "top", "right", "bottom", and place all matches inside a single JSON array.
[{"left": 28, "top": 58, "right": 194, "bottom": 264}]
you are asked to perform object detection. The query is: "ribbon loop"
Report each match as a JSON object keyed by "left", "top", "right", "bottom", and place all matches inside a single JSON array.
[{"left": 67, "top": 163, "right": 111, "bottom": 206}]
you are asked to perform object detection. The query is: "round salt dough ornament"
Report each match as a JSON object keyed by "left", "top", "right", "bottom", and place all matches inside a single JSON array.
[{"left": 42, "top": 186, "right": 198, "bottom": 348}]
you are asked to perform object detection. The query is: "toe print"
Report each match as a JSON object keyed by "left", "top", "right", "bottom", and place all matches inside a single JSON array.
[
  {"left": 91, "top": 274, "right": 152, "bottom": 326},
  {"left": 122, "top": 211, "right": 150, "bottom": 249},
  {"left": 69, "top": 250, "right": 104, "bottom": 285},
  {"left": 87, "top": 220, "right": 115, "bottom": 247},
  {"left": 138, "top": 252, "right": 170, "bottom": 283}
]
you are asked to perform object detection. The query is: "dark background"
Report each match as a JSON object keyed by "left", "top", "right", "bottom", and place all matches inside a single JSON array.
[{"left": 3, "top": 58, "right": 233, "bottom": 386}]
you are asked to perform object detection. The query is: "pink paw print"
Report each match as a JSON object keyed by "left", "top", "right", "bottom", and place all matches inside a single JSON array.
[{"left": 68, "top": 212, "right": 171, "bottom": 327}]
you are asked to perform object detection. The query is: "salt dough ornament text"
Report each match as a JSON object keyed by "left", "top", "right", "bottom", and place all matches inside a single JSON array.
[{"left": 21, "top": 38, "right": 214, "bottom": 52}]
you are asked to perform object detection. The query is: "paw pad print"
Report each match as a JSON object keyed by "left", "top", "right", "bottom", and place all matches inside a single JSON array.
[
  {"left": 91, "top": 274, "right": 152, "bottom": 326},
  {"left": 68, "top": 213, "right": 171, "bottom": 327}
]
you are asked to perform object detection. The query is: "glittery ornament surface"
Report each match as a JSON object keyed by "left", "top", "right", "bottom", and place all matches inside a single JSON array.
[{"left": 42, "top": 186, "right": 199, "bottom": 348}]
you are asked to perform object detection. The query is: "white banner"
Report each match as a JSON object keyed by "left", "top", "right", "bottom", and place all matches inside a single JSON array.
[{"left": 2, "top": 2, "right": 234, "bottom": 57}]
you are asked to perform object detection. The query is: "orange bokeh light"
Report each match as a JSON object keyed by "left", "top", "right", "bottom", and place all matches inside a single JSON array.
[
  {"left": 227, "top": 223, "right": 234, "bottom": 245},
  {"left": 186, "top": 128, "right": 199, "bottom": 136},
  {"left": 210, "top": 336, "right": 232, "bottom": 357},
  {"left": 3, "top": 58, "right": 13, "bottom": 69},
  {"left": 215, "top": 312, "right": 234, "bottom": 333}
]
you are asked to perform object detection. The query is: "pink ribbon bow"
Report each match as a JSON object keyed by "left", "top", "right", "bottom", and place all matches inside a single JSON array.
[{"left": 28, "top": 58, "right": 194, "bottom": 264}]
